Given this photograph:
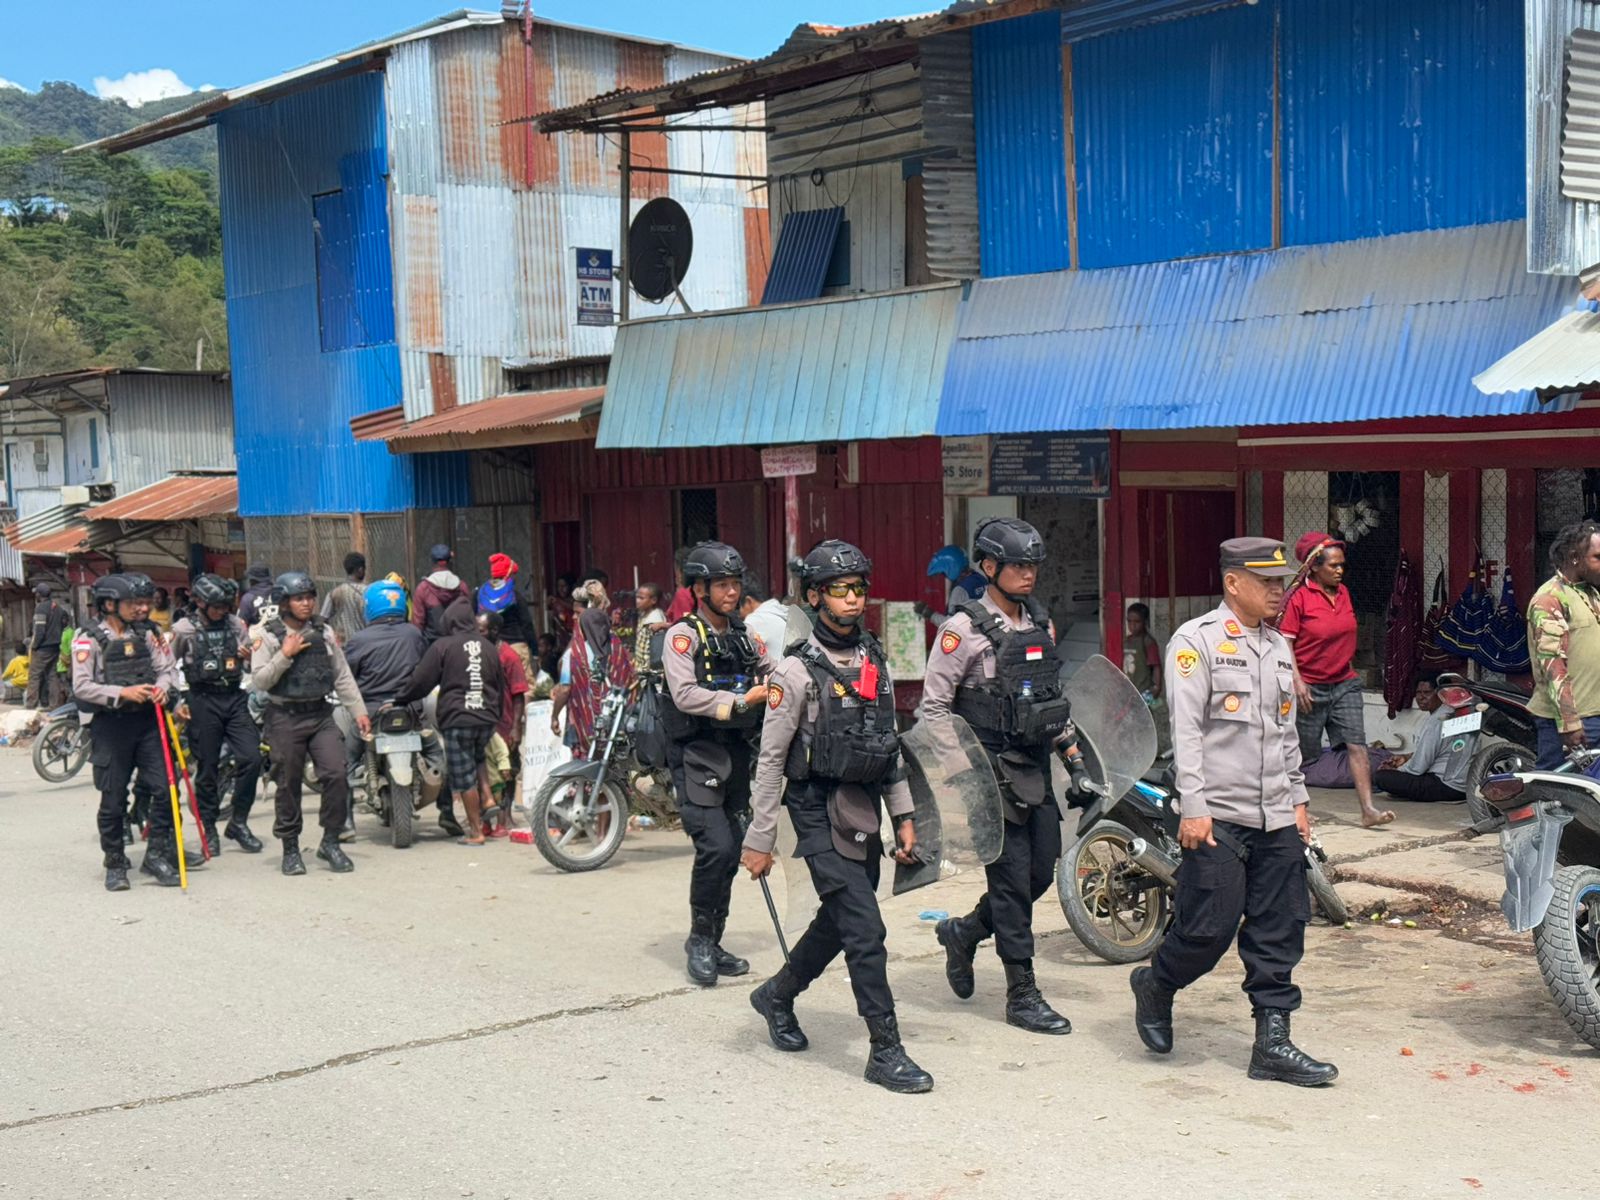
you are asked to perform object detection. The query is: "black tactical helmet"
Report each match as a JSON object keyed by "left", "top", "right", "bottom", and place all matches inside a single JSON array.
[
  {"left": 92, "top": 573, "right": 136, "bottom": 611},
  {"left": 191, "top": 573, "right": 238, "bottom": 608},
  {"left": 122, "top": 571, "right": 157, "bottom": 600},
  {"left": 973, "top": 517, "right": 1047, "bottom": 567},
  {"left": 799, "top": 539, "right": 872, "bottom": 588},
  {"left": 274, "top": 571, "right": 317, "bottom": 600},
  {"left": 682, "top": 541, "right": 746, "bottom": 582}
]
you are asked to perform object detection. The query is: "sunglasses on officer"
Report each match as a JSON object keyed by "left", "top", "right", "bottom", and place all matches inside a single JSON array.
[{"left": 822, "top": 580, "right": 869, "bottom": 598}]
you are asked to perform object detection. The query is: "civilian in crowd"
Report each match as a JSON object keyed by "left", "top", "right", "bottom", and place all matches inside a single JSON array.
[
  {"left": 478, "top": 553, "right": 535, "bottom": 679},
  {"left": 666, "top": 549, "right": 696, "bottom": 623},
  {"left": 1281, "top": 532, "right": 1394, "bottom": 828},
  {"left": 632, "top": 582, "right": 668, "bottom": 673},
  {"left": 240, "top": 563, "right": 275, "bottom": 626},
  {"left": 174, "top": 588, "right": 196, "bottom": 623},
  {"left": 536, "top": 632, "right": 561, "bottom": 682},
  {"left": 396, "top": 604, "right": 504, "bottom": 845},
  {"left": 739, "top": 577, "right": 787, "bottom": 657},
  {"left": 548, "top": 573, "right": 577, "bottom": 637},
  {"left": 1528, "top": 520, "right": 1600, "bottom": 769},
  {"left": 1372, "top": 675, "right": 1476, "bottom": 803},
  {"left": 413, "top": 544, "right": 471, "bottom": 645},
  {"left": 321, "top": 552, "right": 368, "bottom": 645},
  {"left": 3, "top": 641, "right": 29, "bottom": 700},
  {"left": 477, "top": 612, "right": 529, "bottom": 837},
  {"left": 1124, "top": 602, "right": 1171, "bottom": 758},
  {"left": 24, "top": 583, "right": 67, "bottom": 709},
  {"left": 566, "top": 582, "right": 617, "bottom": 758},
  {"left": 148, "top": 588, "right": 175, "bottom": 634}
]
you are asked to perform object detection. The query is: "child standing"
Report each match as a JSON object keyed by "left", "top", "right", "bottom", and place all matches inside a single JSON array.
[{"left": 1123, "top": 603, "right": 1171, "bottom": 758}]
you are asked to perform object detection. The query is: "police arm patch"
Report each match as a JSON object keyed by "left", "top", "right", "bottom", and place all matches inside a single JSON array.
[
  {"left": 670, "top": 633, "right": 692, "bottom": 656},
  {"left": 940, "top": 631, "right": 962, "bottom": 655},
  {"left": 74, "top": 648, "right": 90, "bottom": 664},
  {"left": 1174, "top": 649, "right": 1199, "bottom": 678},
  {"left": 767, "top": 684, "right": 784, "bottom": 710}
]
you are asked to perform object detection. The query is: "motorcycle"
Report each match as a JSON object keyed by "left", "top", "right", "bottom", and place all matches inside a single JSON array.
[
  {"left": 361, "top": 704, "right": 439, "bottom": 849},
  {"left": 32, "top": 702, "right": 89, "bottom": 783},
  {"left": 1479, "top": 749, "right": 1600, "bottom": 1048},
  {"left": 1436, "top": 671, "right": 1539, "bottom": 826},
  {"left": 528, "top": 681, "right": 675, "bottom": 872}
]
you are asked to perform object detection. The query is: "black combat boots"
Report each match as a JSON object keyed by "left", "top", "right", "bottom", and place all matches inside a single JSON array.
[
  {"left": 749, "top": 969, "right": 808, "bottom": 1052},
  {"left": 224, "top": 817, "right": 263, "bottom": 853},
  {"left": 684, "top": 909, "right": 719, "bottom": 986},
  {"left": 437, "top": 804, "right": 464, "bottom": 838},
  {"left": 202, "top": 823, "right": 222, "bottom": 858},
  {"left": 281, "top": 836, "right": 306, "bottom": 876},
  {"left": 1130, "top": 966, "right": 1175, "bottom": 1054},
  {"left": 139, "top": 841, "right": 180, "bottom": 888},
  {"left": 1003, "top": 963, "right": 1071, "bottom": 1034},
  {"left": 863, "top": 1015, "right": 934, "bottom": 1094},
  {"left": 712, "top": 912, "right": 749, "bottom": 977},
  {"left": 935, "top": 912, "right": 983, "bottom": 999},
  {"left": 104, "top": 852, "right": 131, "bottom": 892},
  {"left": 1247, "top": 1008, "right": 1339, "bottom": 1086},
  {"left": 316, "top": 834, "right": 354, "bottom": 873}
]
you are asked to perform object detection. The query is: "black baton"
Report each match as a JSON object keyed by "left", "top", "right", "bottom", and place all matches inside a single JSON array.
[{"left": 758, "top": 876, "right": 790, "bottom": 964}]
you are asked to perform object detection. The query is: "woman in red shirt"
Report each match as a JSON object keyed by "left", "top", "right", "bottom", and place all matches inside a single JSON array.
[{"left": 1280, "top": 533, "right": 1396, "bottom": 828}]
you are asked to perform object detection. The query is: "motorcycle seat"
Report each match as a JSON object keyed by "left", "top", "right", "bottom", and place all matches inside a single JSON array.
[{"left": 1473, "top": 679, "right": 1533, "bottom": 704}]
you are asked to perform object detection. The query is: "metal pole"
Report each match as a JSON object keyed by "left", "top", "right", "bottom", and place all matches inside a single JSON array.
[
  {"left": 618, "top": 128, "right": 631, "bottom": 324},
  {"left": 784, "top": 473, "right": 800, "bottom": 570}
]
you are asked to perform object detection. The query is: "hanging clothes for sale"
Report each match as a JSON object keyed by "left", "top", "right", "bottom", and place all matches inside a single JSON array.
[
  {"left": 1480, "top": 567, "right": 1532, "bottom": 675},
  {"left": 1382, "top": 551, "right": 1422, "bottom": 717},
  {"left": 1417, "top": 565, "right": 1465, "bottom": 676},
  {"left": 1437, "top": 556, "right": 1493, "bottom": 661}
]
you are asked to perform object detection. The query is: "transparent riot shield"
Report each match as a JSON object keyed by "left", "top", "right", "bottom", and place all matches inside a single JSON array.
[
  {"left": 1061, "top": 654, "right": 1158, "bottom": 812},
  {"left": 782, "top": 604, "right": 813, "bottom": 653},
  {"left": 893, "top": 714, "right": 1006, "bottom": 894}
]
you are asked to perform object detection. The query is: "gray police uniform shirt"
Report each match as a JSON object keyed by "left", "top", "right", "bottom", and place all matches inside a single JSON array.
[
  {"left": 70, "top": 620, "right": 183, "bottom": 724},
  {"left": 917, "top": 591, "right": 1055, "bottom": 814},
  {"left": 1167, "top": 600, "right": 1309, "bottom": 831},
  {"left": 661, "top": 613, "right": 777, "bottom": 805},
  {"left": 745, "top": 631, "right": 914, "bottom": 859},
  {"left": 249, "top": 620, "right": 365, "bottom": 715},
  {"left": 170, "top": 615, "right": 250, "bottom": 692}
]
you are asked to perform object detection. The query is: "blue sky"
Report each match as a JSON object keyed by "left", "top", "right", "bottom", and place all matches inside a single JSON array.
[{"left": 0, "top": 1, "right": 921, "bottom": 103}]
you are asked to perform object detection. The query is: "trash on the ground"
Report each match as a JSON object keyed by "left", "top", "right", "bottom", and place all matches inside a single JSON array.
[
  {"left": 1387, "top": 917, "right": 1403, "bottom": 926},
  {"left": 509, "top": 829, "right": 533, "bottom": 844},
  {"left": 919, "top": 910, "right": 948, "bottom": 922},
  {"left": 1404, "top": 919, "right": 1418, "bottom": 928},
  {"left": 1400, "top": 1047, "right": 1414, "bottom": 1056}
]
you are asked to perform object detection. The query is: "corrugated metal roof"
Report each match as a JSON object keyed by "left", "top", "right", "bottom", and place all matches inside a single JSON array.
[
  {"left": 938, "top": 221, "right": 1579, "bottom": 434},
  {"left": 599, "top": 282, "right": 961, "bottom": 448},
  {"left": 1565, "top": 29, "right": 1600, "bottom": 203},
  {"left": 354, "top": 386, "right": 602, "bottom": 451},
  {"left": 2, "top": 503, "right": 93, "bottom": 557},
  {"left": 1473, "top": 307, "right": 1600, "bottom": 394},
  {"left": 1530, "top": 0, "right": 1600, "bottom": 275},
  {"left": 87, "top": 474, "right": 239, "bottom": 523},
  {"left": 8, "top": 524, "right": 94, "bottom": 558},
  {"left": 761, "top": 207, "right": 842, "bottom": 304}
]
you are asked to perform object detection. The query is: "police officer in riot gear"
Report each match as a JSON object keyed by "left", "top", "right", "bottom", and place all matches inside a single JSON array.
[
  {"left": 73, "top": 573, "right": 186, "bottom": 890},
  {"left": 171, "top": 574, "right": 263, "bottom": 854},
  {"left": 659, "top": 541, "right": 774, "bottom": 985},
  {"left": 1129, "top": 538, "right": 1337, "bottom": 1086},
  {"left": 249, "top": 572, "right": 370, "bottom": 876},
  {"left": 741, "top": 540, "right": 933, "bottom": 1093},
  {"left": 920, "top": 517, "right": 1074, "bottom": 1034}
]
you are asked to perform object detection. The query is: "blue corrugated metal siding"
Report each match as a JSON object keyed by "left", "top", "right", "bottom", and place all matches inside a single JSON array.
[
  {"left": 1073, "top": 2, "right": 1274, "bottom": 268},
  {"left": 1281, "top": 0, "right": 1525, "bottom": 245},
  {"left": 598, "top": 284, "right": 961, "bottom": 449},
  {"left": 972, "top": 13, "right": 1069, "bottom": 277},
  {"left": 762, "top": 207, "right": 844, "bottom": 305},
  {"left": 217, "top": 71, "right": 467, "bottom": 517},
  {"left": 312, "top": 150, "right": 397, "bottom": 351},
  {"left": 937, "top": 222, "right": 1576, "bottom": 433}
]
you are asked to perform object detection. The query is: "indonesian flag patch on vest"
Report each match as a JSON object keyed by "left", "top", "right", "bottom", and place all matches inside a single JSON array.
[{"left": 1025, "top": 646, "right": 1045, "bottom": 662}]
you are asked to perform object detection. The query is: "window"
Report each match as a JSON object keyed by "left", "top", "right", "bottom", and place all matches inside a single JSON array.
[
  {"left": 313, "top": 189, "right": 394, "bottom": 352},
  {"left": 88, "top": 418, "right": 98, "bottom": 471},
  {"left": 823, "top": 220, "right": 852, "bottom": 289}
]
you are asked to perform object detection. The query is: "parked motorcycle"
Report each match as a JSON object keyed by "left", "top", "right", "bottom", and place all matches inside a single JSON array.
[
  {"left": 361, "top": 704, "right": 439, "bottom": 849},
  {"left": 1436, "top": 671, "right": 1539, "bottom": 826},
  {"left": 32, "top": 702, "right": 89, "bottom": 783},
  {"left": 1480, "top": 749, "right": 1600, "bottom": 1047}
]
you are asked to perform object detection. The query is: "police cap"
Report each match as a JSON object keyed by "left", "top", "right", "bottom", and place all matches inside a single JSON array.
[{"left": 1220, "top": 537, "right": 1297, "bottom": 578}]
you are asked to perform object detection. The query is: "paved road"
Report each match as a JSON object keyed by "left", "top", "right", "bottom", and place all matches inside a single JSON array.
[{"left": 1, "top": 748, "right": 1593, "bottom": 1199}]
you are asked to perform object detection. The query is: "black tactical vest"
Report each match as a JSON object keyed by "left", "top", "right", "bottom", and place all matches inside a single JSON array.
[
  {"left": 266, "top": 618, "right": 335, "bottom": 701},
  {"left": 85, "top": 622, "right": 157, "bottom": 689},
  {"left": 783, "top": 639, "right": 900, "bottom": 786},
  {"left": 951, "top": 602, "right": 1072, "bottom": 751},
  {"left": 655, "top": 612, "right": 764, "bottom": 741},
  {"left": 183, "top": 618, "right": 244, "bottom": 690}
]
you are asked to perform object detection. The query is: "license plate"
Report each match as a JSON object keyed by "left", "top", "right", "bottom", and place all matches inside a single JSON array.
[
  {"left": 375, "top": 732, "right": 422, "bottom": 754},
  {"left": 1441, "top": 712, "right": 1482, "bottom": 737}
]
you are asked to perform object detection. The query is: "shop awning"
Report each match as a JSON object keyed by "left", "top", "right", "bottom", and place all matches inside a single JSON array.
[
  {"left": 350, "top": 387, "right": 604, "bottom": 452},
  {"left": 87, "top": 473, "right": 238, "bottom": 522},
  {"left": 938, "top": 221, "right": 1579, "bottom": 434},
  {"left": 1472, "top": 308, "right": 1600, "bottom": 395},
  {"left": 598, "top": 283, "right": 961, "bottom": 449}
]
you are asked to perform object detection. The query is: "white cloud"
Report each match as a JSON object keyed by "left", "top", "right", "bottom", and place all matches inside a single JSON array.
[
  {"left": 0, "top": 77, "right": 28, "bottom": 92},
  {"left": 92, "top": 68, "right": 195, "bottom": 107}
]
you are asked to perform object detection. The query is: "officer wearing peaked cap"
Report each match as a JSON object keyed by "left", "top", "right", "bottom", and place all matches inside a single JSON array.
[{"left": 1129, "top": 537, "right": 1338, "bottom": 1087}]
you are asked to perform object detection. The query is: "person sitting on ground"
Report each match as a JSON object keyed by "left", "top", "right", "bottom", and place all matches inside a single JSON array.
[
  {"left": 476, "top": 612, "right": 528, "bottom": 837},
  {"left": 2, "top": 642, "right": 29, "bottom": 699},
  {"left": 395, "top": 602, "right": 504, "bottom": 845},
  {"left": 412, "top": 544, "right": 471, "bottom": 646},
  {"left": 321, "top": 552, "right": 368, "bottom": 645},
  {"left": 1372, "top": 675, "right": 1476, "bottom": 803}
]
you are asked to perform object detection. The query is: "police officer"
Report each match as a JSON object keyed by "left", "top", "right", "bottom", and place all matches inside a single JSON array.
[
  {"left": 1129, "top": 537, "right": 1338, "bottom": 1087},
  {"left": 73, "top": 573, "right": 185, "bottom": 891},
  {"left": 741, "top": 540, "right": 932, "bottom": 1093},
  {"left": 171, "top": 574, "right": 263, "bottom": 855},
  {"left": 921, "top": 517, "right": 1073, "bottom": 1034},
  {"left": 659, "top": 541, "right": 774, "bottom": 985},
  {"left": 249, "top": 572, "right": 370, "bottom": 876}
]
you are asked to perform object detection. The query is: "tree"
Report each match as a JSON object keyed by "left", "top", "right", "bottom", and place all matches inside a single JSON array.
[{"left": 0, "top": 241, "right": 93, "bottom": 377}]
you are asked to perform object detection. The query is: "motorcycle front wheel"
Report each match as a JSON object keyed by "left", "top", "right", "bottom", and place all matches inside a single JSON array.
[
  {"left": 389, "top": 780, "right": 415, "bottom": 849},
  {"left": 1056, "top": 820, "right": 1171, "bottom": 963},
  {"left": 1464, "top": 741, "right": 1534, "bottom": 830},
  {"left": 1533, "top": 864, "right": 1600, "bottom": 1049},
  {"left": 32, "top": 718, "right": 88, "bottom": 783},
  {"left": 530, "top": 774, "right": 629, "bottom": 873}
]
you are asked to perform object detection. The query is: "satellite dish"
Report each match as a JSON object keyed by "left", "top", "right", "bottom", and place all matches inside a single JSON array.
[{"left": 627, "top": 197, "right": 694, "bottom": 304}]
